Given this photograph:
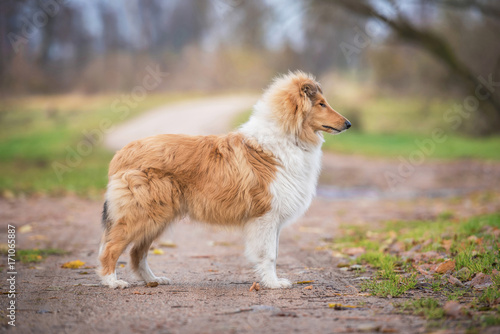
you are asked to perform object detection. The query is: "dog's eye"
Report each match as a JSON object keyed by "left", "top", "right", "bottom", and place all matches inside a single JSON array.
[{"left": 319, "top": 103, "right": 326, "bottom": 108}]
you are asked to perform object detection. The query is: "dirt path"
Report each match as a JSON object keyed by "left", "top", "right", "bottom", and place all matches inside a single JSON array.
[
  {"left": 1, "top": 97, "right": 500, "bottom": 333},
  {"left": 2, "top": 192, "right": 499, "bottom": 333},
  {"left": 104, "top": 94, "right": 258, "bottom": 151}
]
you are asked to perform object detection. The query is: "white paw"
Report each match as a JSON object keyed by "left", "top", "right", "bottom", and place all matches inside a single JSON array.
[
  {"left": 112, "top": 279, "right": 130, "bottom": 289},
  {"left": 147, "top": 276, "right": 171, "bottom": 285},
  {"left": 261, "top": 277, "right": 292, "bottom": 289},
  {"left": 101, "top": 274, "right": 130, "bottom": 289}
]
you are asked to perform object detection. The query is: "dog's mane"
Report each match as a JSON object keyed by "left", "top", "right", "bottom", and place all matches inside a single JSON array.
[{"left": 254, "top": 71, "right": 324, "bottom": 147}]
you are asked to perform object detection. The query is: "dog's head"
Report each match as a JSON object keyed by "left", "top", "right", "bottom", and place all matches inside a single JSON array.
[{"left": 265, "top": 71, "right": 351, "bottom": 145}]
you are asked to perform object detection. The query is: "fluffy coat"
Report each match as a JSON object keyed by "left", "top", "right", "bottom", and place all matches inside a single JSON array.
[{"left": 98, "top": 71, "right": 350, "bottom": 288}]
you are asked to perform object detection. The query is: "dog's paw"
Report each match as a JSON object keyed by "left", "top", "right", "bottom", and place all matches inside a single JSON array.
[
  {"left": 148, "top": 276, "right": 171, "bottom": 285},
  {"left": 112, "top": 279, "right": 130, "bottom": 289},
  {"left": 101, "top": 275, "right": 130, "bottom": 289},
  {"left": 261, "top": 277, "right": 292, "bottom": 289}
]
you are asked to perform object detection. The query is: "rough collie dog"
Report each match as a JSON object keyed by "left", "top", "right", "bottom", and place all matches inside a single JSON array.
[{"left": 98, "top": 71, "right": 351, "bottom": 289}]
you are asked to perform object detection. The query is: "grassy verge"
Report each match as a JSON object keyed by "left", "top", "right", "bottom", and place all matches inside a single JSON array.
[
  {"left": 323, "top": 131, "right": 500, "bottom": 160},
  {"left": 329, "top": 213, "right": 500, "bottom": 330},
  {"left": 17, "top": 248, "right": 67, "bottom": 264},
  {"left": 0, "top": 93, "right": 203, "bottom": 197},
  {"left": 232, "top": 97, "right": 500, "bottom": 160}
]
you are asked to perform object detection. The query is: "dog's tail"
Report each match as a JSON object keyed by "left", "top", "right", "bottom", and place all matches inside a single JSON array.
[
  {"left": 99, "top": 200, "right": 112, "bottom": 257},
  {"left": 101, "top": 200, "right": 112, "bottom": 232}
]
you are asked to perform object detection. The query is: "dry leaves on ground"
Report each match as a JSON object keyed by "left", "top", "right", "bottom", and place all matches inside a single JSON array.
[{"left": 61, "top": 260, "right": 85, "bottom": 269}]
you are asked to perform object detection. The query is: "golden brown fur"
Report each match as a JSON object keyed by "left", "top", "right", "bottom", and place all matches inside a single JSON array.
[
  {"left": 100, "top": 133, "right": 278, "bottom": 277},
  {"left": 98, "top": 71, "right": 350, "bottom": 288}
]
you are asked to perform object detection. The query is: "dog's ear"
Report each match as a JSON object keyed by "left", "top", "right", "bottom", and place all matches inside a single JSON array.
[{"left": 301, "top": 82, "right": 317, "bottom": 99}]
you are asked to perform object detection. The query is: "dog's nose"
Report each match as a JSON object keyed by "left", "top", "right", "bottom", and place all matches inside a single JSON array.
[{"left": 345, "top": 120, "right": 351, "bottom": 129}]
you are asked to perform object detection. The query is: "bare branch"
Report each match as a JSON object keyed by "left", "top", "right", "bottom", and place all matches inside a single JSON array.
[{"left": 323, "top": 0, "right": 500, "bottom": 118}]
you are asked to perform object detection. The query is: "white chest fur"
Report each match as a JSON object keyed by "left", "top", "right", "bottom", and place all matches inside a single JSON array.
[
  {"left": 239, "top": 111, "right": 323, "bottom": 225},
  {"left": 269, "top": 141, "right": 322, "bottom": 224}
]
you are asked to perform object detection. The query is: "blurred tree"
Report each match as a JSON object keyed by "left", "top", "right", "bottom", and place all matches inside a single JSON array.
[{"left": 321, "top": 0, "right": 500, "bottom": 135}]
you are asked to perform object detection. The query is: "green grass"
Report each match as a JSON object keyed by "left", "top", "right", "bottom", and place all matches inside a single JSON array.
[
  {"left": 479, "top": 286, "right": 500, "bottom": 306},
  {"left": 16, "top": 248, "right": 66, "bottom": 263},
  {"left": 401, "top": 298, "right": 445, "bottom": 320},
  {"left": 481, "top": 315, "right": 500, "bottom": 327},
  {"left": 323, "top": 132, "right": 500, "bottom": 160},
  {"left": 356, "top": 250, "right": 417, "bottom": 297},
  {"left": 361, "top": 273, "right": 417, "bottom": 297},
  {"left": 0, "top": 93, "right": 203, "bottom": 197},
  {"left": 456, "top": 246, "right": 500, "bottom": 275},
  {"left": 332, "top": 213, "right": 500, "bottom": 323}
]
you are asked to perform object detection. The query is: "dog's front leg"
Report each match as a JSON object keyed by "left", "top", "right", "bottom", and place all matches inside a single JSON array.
[{"left": 243, "top": 216, "right": 291, "bottom": 289}]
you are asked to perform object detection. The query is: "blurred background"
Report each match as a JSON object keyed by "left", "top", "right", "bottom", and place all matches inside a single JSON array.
[{"left": 1, "top": 0, "right": 500, "bottom": 197}]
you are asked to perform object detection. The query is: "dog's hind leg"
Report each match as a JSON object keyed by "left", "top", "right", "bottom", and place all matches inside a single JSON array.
[
  {"left": 98, "top": 219, "right": 132, "bottom": 289},
  {"left": 130, "top": 221, "right": 171, "bottom": 285},
  {"left": 244, "top": 215, "right": 291, "bottom": 289}
]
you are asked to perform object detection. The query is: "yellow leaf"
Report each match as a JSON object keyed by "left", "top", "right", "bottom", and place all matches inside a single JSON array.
[
  {"left": 19, "top": 224, "right": 33, "bottom": 233},
  {"left": 119, "top": 264, "right": 125, "bottom": 268},
  {"left": 296, "top": 280, "right": 314, "bottom": 284},
  {"left": 159, "top": 240, "right": 177, "bottom": 248},
  {"left": 328, "top": 303, "right": 359, "bottom": 310},
  {"left": 61, "top": 260, "right": 85, "bottom": 269},
  {"left": 435, "top": 259, "right": 455, "bottom": 274},
  {"left": 152, "top": 248, "right": 164, "bottom": 255}
]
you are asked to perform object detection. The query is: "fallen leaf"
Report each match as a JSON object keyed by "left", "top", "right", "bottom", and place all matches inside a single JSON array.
[
  {"left": 249, "top": 282, "right": 260, "bottom": 292},
  {"left": 342, "top": 247, "right": 365, "bottom": 256},
  {"left": 61, "top": 260, "right": 85, "bottom": 269},
  {"left": 356, "top": 323, "right": 381, "bottom": 332},
  {"left": 470, "top": 273, "right": 492, "bottom": 290},
  {"left": 78, "top": 271, "right": 89, "bottom": 275},
  {"left": 296, "top": 280, "right": 314, "bottom": 284},
  {"left": 273, "top": 311, "right": 298, "bottom": 317},
  {"left": 349, "top": 264, "right": 363, "bottom": 271},
  {"left": 467, "top": 235, "right": 478, "bottom": 243},
  {"left": 152, "top": 248, "right": 164, "bottom": 255},
  {"left": 119, "top": 263, "right": 125, "bottom": 268},
  {"left": 357, "top": 293, "right": 371, "bottom": 297},
  {"left": 388, "top": 241, "right": 405, "bottom": 253},
  {"left": 448, "top": 275, "right": 463, "bottom": 287},
  {"left": 328, "top": 303, "right": 359, "bottom": 310},
  {"left": 19, "top": 224, "right": 33, "bottom": 233},
  {"left": 413, "top": 264, "right": 433, "bottom": 279},
  {"left": 303, "top": 285, "right": 313, "bottom": 290},
  {"left": 443, "top": 301, "right": 462, "bottom": 318},
  {"left": 207, "top": 269, "right": 218, "bottom": 272},
  {"left": 146, "top": 282, "right": 159, "bottom": 287},
  {"left": 442, "top": 239, "right": 453, "bottom": 252},
  {"left": 435, "top": 260, "right": 455, "bottom": 274},
  {"left": 133, "top": 291, "right": 143, "bottom": 295},
  {"left": 331, "top": 251, "right": 346, "bottom": 258},
  {"left": 159, "top": 240, "right": 177, "bottom": 248},
  {"left": 208, "top": 241, "right": 234, "bottom": 247}
]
